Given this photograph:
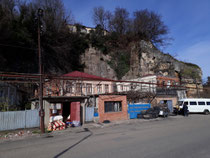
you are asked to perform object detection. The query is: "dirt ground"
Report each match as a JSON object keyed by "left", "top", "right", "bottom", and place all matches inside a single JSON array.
[{"left": 0, "top": 128, "right": 41, "bottom": 141}]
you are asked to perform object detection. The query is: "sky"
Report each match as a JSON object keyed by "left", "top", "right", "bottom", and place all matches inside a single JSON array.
[{"left": 63, "top": 0, "right": 210, "bottom": 81}]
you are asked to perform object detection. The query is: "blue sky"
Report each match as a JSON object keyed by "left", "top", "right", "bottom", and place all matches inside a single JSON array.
[{"left": 63, "top": 0, "right": 210, "bottom": 80}]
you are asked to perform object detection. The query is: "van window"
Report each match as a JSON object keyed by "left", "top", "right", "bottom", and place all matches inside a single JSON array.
[
  {"left": 190, "top": 101, "right": 197, "bottom": 105},
  {"left": 184, "top": 102, "right": 188, "bottom": 105},
  {"left": 198, "top": 102, "right": 205, "bottom": 105},
  {"left": 207, "top": 102, "right": 210, "bottom": 105}
]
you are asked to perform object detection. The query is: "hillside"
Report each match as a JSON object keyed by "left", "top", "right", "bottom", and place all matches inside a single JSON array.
[{"left": 0, "top": 1, "right": 202, "bottom": 82}]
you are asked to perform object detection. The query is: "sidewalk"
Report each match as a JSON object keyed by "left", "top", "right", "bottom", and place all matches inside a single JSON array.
[{"left": 0, "top": 115, "right": 181, "bottom": 142}]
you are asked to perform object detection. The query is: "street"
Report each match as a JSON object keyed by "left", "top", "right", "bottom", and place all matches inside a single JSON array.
[{"left": 1, "top": 115, "right": 210, "bottom": 158}]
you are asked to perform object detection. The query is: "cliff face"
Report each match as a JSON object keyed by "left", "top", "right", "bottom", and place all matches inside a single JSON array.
[
  {"left": 81, "top": 40, "right": 202, "bottom": 82},
  {"left": 81, "top": 47, "right": 117, "bottom": 80}
]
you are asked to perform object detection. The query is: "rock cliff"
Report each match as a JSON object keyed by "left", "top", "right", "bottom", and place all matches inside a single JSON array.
[{"left": 81, "top": 40, "right": 202, "bottom": 82}]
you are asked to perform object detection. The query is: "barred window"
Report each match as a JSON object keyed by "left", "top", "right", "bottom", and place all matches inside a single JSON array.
[{"left": 104, "top": 101, "right": 122, "bottom": 113}]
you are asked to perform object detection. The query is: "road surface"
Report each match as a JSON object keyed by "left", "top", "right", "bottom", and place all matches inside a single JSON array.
[{"left": 0, "top": 115, "right": 210, "bottom": 158}]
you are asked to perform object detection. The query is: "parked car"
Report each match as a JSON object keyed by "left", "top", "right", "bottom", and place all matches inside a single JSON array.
[
  {"left": 158, "top": 106, "right": 170, "bottom": 117},
  {"left": 138, "top": 107, "right": 160, "bottom": 119}
]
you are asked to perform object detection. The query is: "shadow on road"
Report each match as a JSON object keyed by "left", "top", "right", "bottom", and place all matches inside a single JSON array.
[{"left": 53, "top": 128, "right": 92, "bottom": 158}]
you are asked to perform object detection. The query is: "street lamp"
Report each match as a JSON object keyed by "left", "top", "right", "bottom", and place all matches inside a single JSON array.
[{"left": 37, "top": 8, "right": 45, "bottom": 133}]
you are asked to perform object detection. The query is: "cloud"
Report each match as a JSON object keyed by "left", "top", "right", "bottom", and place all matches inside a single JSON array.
[{"left": 177, "top": 40, "right": 210, "bottom": 79}]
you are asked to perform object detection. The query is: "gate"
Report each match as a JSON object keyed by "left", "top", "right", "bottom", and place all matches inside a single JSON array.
[
  {"left": 85, "top": 107, "right": 94, "bottom": 122},
  {"left": 160, "top": 100, "right": 173, "bottom": 113},
  {"left": 128, "top": 104, "right": 150, "bottom": 119},
  {"left": 71, "top": 102, "right": 80, "bottom": 122},
  {"left": 167, "top": 100, "right": 173, "bottom": 113}
]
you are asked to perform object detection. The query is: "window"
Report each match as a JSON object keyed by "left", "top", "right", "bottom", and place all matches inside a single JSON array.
[
  {"left": 190, "top": 101, "right": 197, "bottom": 105},
  {"left": 46, "top": 86, "right": 52, "bottom": 96},
  {"left": 105, "top": 84, "right": 109, "bottom": 93},
  {"left": 198, "top": 102, "right": 205, "bottom": 105},
  {"left": 172, "top": 81, "right": 175, "bottom": 86},
  {"left": 97, "top": 84, "right": 102, "bottom": 93},
  {"left": 76, "top": 83, "right": 82, "bottom": 93},
  {"left": 167, "top": 81, "right": 171, "bottom": 88},
  {"left": 120, "top": 85, "right": 123, "bottom": 91},
  {"left": 104, "top": 101, "right": 122, "bottom": 113},
  {"left": 112, "top": 85, "right": 117, "bottom": 92},
  {"left": 184, "top": 102, "right": 188, "bottom": 105},
  {"left": 162, "top": 81, "right": 165, "bottom": 86},
  {"left": 207, "top": 102, "right": 210, "bottom": 105},
  {"left": 66, "top": 81, "right": 73, "bottom": 93},
  {"left": 86, "top": 84, "right": 92, "bottom": 94}
]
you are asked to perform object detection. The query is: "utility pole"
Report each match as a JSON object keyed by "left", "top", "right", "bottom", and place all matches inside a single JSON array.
[{"left": 37, "top": 8, "right": 45, "bottom": 133}]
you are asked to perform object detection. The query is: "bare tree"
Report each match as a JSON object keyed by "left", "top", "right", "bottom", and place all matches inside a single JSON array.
[
  {"left": 126, "top": 90, "right": 156, "bottom": 103},
  {"left": 132, "top": 9, "right": 169, "bottom": 46},
  {"left": 109, "top": 7, "right": 130, "bottom": 34},
  {"left": 92, "top": 6, "right": 110, "bottom": 30}
]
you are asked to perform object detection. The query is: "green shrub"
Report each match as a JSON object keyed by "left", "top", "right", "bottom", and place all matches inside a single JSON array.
[{"left": 108, "top": 50, "right": 130, "bottom": 79}]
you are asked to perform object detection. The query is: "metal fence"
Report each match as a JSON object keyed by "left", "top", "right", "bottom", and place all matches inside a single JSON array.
[{"left": 0, "top": 110, "right": 40, "bottom": 131}]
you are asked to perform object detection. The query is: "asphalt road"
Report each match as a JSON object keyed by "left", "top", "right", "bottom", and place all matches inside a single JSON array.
[{"left": 1, "top": 115, "right": 210, "bottom": 158}]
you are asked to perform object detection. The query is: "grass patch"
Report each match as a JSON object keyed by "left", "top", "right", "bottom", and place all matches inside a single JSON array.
[{"left": 32, "top": 129, "right": 52, "bottom": 134}]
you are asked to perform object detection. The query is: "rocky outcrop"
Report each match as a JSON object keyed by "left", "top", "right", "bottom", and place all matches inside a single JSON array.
[
  {"left": 81, "top": 47, "right": 117, "bottom": 80},
  {"left": 81, "top": 40, "right": 202, "bottom": 82}
]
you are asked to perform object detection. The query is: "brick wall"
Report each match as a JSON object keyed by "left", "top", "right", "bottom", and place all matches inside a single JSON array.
[{"left": 98, "top": 95, "right": 128, "bottom": 123}]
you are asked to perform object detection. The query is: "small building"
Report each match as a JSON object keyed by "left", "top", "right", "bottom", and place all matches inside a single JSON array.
[
  {"left": 116, "top": 74, "right": 181, "bottom": 94},
  {"left": 32, "top": 71, "right": 128, "bottom": 126},
  {"left": 68, "top": 24, "right": 108, "bottom": 35},
  {"left": 95, "top": 95, "right": 128, "bottom": 123}
]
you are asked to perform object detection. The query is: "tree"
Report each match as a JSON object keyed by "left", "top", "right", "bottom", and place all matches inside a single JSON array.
[
  {"left": 205, "top": 77, "right": 210, "bottom": 86},
  {"left": 0, "top": 0, "right": 87, "bottom": 74},
  {"left": 92, "top": 6, "right": 110, "bottom": 30},
  {"left": 132, "top": 9, "right": 169, "bottom": 46},
  {"left": 108, "top": 7, "right": 130, "bottom": 35}
]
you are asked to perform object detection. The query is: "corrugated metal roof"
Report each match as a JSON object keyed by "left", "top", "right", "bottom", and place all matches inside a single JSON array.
[{"left": 63, "top": 71, "right": 112, "bottom": 81}]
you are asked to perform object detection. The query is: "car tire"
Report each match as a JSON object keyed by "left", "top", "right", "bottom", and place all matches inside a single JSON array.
[{"left": 204, "top": 110, "right": 209, "bottom": 115}]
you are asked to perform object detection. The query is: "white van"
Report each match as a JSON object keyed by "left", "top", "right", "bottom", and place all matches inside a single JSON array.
[{"left": 179, "top": 98, "right": 210, "bottom": 114}]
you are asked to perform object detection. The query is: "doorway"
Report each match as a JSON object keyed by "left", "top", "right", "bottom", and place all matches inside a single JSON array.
[
  {"left": 62, "top": 102, "right": 71, "bottom": 122},
  {"left": 160, "top": 100, "right": 173, "bottom": 113}
]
